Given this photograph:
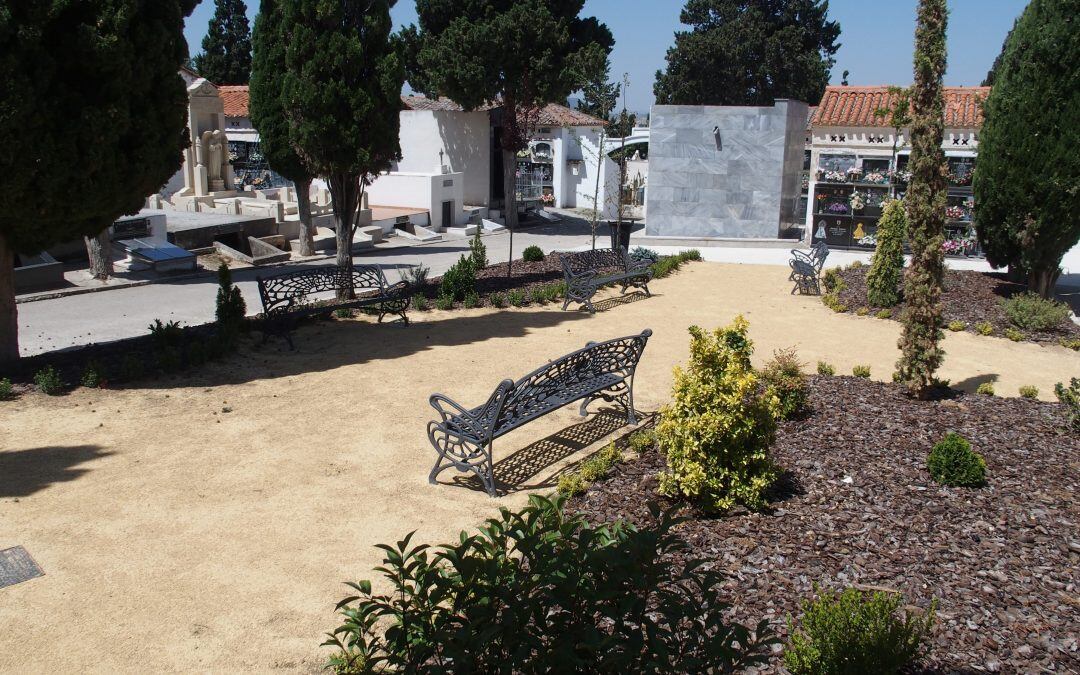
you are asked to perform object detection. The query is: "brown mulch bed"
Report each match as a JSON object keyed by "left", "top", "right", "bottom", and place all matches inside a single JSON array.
[
  {"left": 414, "top": 254, "right": 568, "bottom": 304},
  {"left": 570, "top": 375, "right": 1080, "bottom": 673},
  {"left": 833, "top": 266, "right": 1080, "bottom": 346}
]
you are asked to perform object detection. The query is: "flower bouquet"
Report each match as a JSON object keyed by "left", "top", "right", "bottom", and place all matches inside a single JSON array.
[
  {"left": 820, "top": 169, "right": 846, "bottom": 183},
  {"left": 945, "top": 205, "right": 966, "bottom": 220},
  {"left": 890, "top": 169, "right": 912, "bottom": 184},
  {"left": 826, "top": 202, "right": 849, "bottom": 215},
  {"left": 863, "top": 171, "right": 887, "bottom": 184},
  {"left": 845, "top": 166, "right": 863, "bottom": 181},
  {"left": 540, "top": 192, "right": 554, "bottom": 205},
  {"left": 849, "top": 191, "right": 866, "bottom": 211}
]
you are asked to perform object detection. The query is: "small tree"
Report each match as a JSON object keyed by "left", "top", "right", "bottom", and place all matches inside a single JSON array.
[
  {"left": 896, "top": 0, "right": 948, "bottom": 398},
  {"left": 249, "top": 0, "right": 315, "bottom": 256},
  {"left": 975, "top": 0, "right": 1079, "bottom": 298},
  {"left": 214, "top": 262, "right": 246, "bottom": 349},
  {"left": 192, "top": 0, "right": 253, "bottom": 85},
  {"left": 280, "top": 0, "right": 404, "bottom": 299},
  {"left": 867, "top": 199, "right": 907, "bottom": 307}
]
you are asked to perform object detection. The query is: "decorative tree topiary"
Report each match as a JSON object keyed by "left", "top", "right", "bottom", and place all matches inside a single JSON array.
[
  {"left": 896, "top": 0, "right": 948, "bottom": 399},
  {"left": 927, "top": 432, "right": 986, "bottom": 487},
  {"left": 192, "top": 0, "right": 253, "bottom": 85},
  {"left": 866, "top": 199, "right": 907, "bottom": 307}
]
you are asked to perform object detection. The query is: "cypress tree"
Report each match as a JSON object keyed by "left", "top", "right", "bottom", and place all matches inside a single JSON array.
[
  {"left": 896, "top": 0, "right": 948, "bottom": 398},
  {"left": 193, "top": 0, "right": 253, "bottom": 85},
  {"left": 250, "top": 0, "right": 315, "bottom": 256},
  {"left": 974, "top": 0, "right": 1080, "bottom": 298},
  {"left": 866, "top": 199, "right": 907, "bottom": 308},
  {"left": 280, "top": 0, "right": 404, "bottom": 298}
]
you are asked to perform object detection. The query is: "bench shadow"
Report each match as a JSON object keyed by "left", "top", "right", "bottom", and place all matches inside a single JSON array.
[
  {"left": 448, "top": 410, "right": 631, "bottom": 496},
  {"left": 577, "top": 290, "right": 651, "bottom": 313},
  {"left": 0, "top": 445, "right": 111, "bottom": 498}
]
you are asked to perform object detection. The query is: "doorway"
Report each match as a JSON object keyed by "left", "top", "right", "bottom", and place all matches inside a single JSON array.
[{"left": 441, "top": 200, "right": 454, "bottom": 229}]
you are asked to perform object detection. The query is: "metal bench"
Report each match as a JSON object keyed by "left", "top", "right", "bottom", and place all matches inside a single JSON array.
[
  {"left": 560, "top": 247, "right": 653, "bottom": 313},
  {"left": 789, "top": 241, "right": 829, "bottom": 295},
  {"left": 427, "top": 329, "right": 652, "bottom": 496},
  {"left": 256, "top": 265, "right": 409, "bottom": 348}
]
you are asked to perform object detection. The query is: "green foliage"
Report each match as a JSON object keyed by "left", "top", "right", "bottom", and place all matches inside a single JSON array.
[
  {"left": 80, "top": 361, "right": 104, "bottom": 389},
  {"left": 785, "top": 586, "right": 936, "bottom": 674},
  {"left": 656, "top": 317, "right": 779, "bottom": 512},
  {"left": 557, "top": 442, "right": 622, "bottom": 496},
  {"left": 400, "top": 263, "right": 430, "bottom": 290},
  {"left": 522, "top": 245, "right": 545, "bottom": 262},
  {"left": 1004, "top": 327, "right": 1024, "bottom": 342},
  {"left": 822, "top": 268, "right": 845, "bottom": 294},
  {"left": 149, "top": 319, "right": 184, "bottom": 351},
  {"left": 544, "top": 283, "right": 565, "bottom": 302},
  {"left": 975, "top": 0, "right": 1080, "bottom": 298},
  {"left": 462, "top": 292, "right": 480, "bottom": 309},
  {"left": 680, "top": 248, "right": 703, "bottom": 261},
  {"left": 927, "top": 432, "right": 986, "bottom": 486},
  {"left": 1059, "top": 338, "right": 1080, "bottom": 351},
  {"left": 876, "top": 308, "right": 893, "bottom": 320},
  {"left": 529, "top": 285, "right": 548, "bottom": 305},
  {"left": 192, "top": 0, "right": 252, "bottom": 85},
  {"left": 651, "top": 256, "right": 680, "bottom": 278},
  {"left": 324, "top": 495, "right": 775, "bottom": 672},
  {"left": 469, "top": 228, "right": 488, "bottom": 269},
  {"left": 628, "top": 429, "right": 656, "bottom": 454},
  {"left": 855, "top": 307, "right": 869, "bottom": 316},
  {"left": 507, "top": 289, "right": 526, "bottom": 307},
  {"left": 488, "top": 292, "right": 506, "bottom": 308},
  {"left": 215, "top": 263, "right": 246, "bottom": 350},
  {"left": 867, "top": 199, "right": 907, "bottom": 307},
  {"left": 411, "top": 294, "right": 428, "bottom": 311},
  {"left": 947, "top": 320, "right": 966, "bottom": 332},
  {"left": 629, "top": 246, "right": 659, "bottom": 262},
  {"left": 654, "top": 0, "right": 840, "bottom": 107},
  {"left": 1054, "top": 378, "right": 1080, "bottom": 430},
  {"left": 119, "top": 354, "right": 146, "bottom": 382},
  {"left": 1019, "top": 385, "right": 1039, "bottom": 399},
  {"left": 434, "top": 295, "right": 454, "bottom": 311},
  {"left": 975, "top": 321, "right": 994, "bottom": 336},
  {"left": 822, "top": 294, "right": 848, "bottom": 313},
  {"left": 852, "top": 365, "right": 871, "bottom": 378},
  {"left": 34, "top": 366, "right": 63, "bottom": 396},
  {"left": 438, "top": 255, "right": 477, "bottom": 302},
  {"left": 555, "top": 472, "right": 589, "bottom": 498},
  {"left": 977, "top": 382, "right": 995, "bottom": 396},
  {"left": 761, "top": 347, "right": 809, "bottom": 420},
  {"left": 816, "top": 361, "right": 836, "bottom": 376},
  {"left": 1001, "top": 292, "right": 1070, "bottom": 331},
  {"left": 0, "top": 377, "right": 15, "bottom": 400},
  {"left": 333, "top": 308, "right": 353, "bottom": 319}
]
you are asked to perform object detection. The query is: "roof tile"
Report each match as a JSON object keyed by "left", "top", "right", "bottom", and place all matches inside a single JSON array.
[{"left": 812, "top": 86, "right": 989, "bottom": 129}]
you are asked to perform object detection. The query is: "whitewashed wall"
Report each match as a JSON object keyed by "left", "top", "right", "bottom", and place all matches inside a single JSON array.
[{"left": 396, "top": 110, "right": 491, "bottom": 207}]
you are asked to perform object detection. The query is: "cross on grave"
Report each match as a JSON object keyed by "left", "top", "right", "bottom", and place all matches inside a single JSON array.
[{"left": 438, "top": 149, "right": 445, "bottom": 167}]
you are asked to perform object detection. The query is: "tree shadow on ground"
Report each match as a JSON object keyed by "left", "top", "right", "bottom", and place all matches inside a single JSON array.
[
  {"left": 0, "top": 445, "right": 111, "bottom": 498},
  {"left": 951, "top": 373, "right": 999, "bottom": 393}
]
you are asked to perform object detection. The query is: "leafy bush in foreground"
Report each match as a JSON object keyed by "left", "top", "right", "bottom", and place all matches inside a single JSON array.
[
  {"left": 325, "top": 496, "right": 776, "bottom": 673},
  {"left": 975, "top": 321, "right": 994, "bottom": 336},
  {"left": 927, "top": 432, "right": 986, "bottom": 487},
  {"left": 438, "top": 254, "right": 477, "bottom": 301},
  {"left": 1002, "top": 292, "right": 1070, "bottom": 332},
  {"left": 852, "top": 364, "right": 871, "bottom": 378},
  {"left": 761, "top": 347, "right": 808, "bottom": 420},
  {"left": 1054, "top": 378, "right": 1080, "bottom": 430},
  {"left": 34, "top": 366, "right": 63, "bottom": 395},
  {"left": 977, "top": 382, "right": 995, "bottom": 396},
  {"left": 785, "top": 586, "right": 935, "bottom": 675}
]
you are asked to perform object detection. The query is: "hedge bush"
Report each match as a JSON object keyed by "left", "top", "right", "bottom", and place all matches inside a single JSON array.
[
  {"left": 522, "top": 245, "right": 544, "bottom": 262},
  {"left": 927, "top": 433, "right": 986, "bottom": 487},
  {"left": 438, "top": 254, "right": 477, "bottom": 301},
  {"left": 1002, "top": 292, "right": 1070, "bottom": 331},
  {"left": 866, "top": 199, "right": 906, "bottom": 307},
  {"left": 761, "top": 347, "right": 808, "bottom": 420}
]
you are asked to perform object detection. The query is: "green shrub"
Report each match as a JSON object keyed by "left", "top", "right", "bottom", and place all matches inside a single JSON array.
[
  {"left": 507, "top": 289, "right": 526, "bottom": 307},
  {"left": 866, "top": 199, "right": 907, "bottom": 307},
  {"left": 822, "top": 268, "right": 845, "bottom": 294},
  {"left": 975, "top": 321, "right": 994, "bottom": 336},
  {"left": 80, "top": 361, "right": 104, "bottom": 389},
  {"left": 542, "top": 283, "right": 563, "bottom": 302},
  {"left": 629, "top": 246, "right": 659, "bottom": 262},
  {"left": 947, "top": 320, "right": 966, "bottom": 332},
  {"left": 761, "top": 347, "right": 808, "bottom": 420},
  {"left": 0, "top": 377, "right": 14, "bottom": 400},
  {"left": 522, "top": 245, "right": 544, "bottom": 262},
  {"left": 650, "top": 256, "right": 681, "bottom": 278},
  {"left": 1004, "top": 327, "right": 1024, "bottom": 342},
  {"left": 333, "top": 308, "right": 353, "bottom": 319},
  {"left": 1002, "top": 292, "right": 1070, "bottom": 331},
  {"left": 1054, "top": 378, "right": 1080, "bottom": 430},
  {"left": 852, "top": 364, "right": 871, "bottom": 378},
  {"left": 847, "top": 260, "right": 863, "bottom": 269},
  {"left": 555, "top": 472, "right": 589, "bottom": 498},
  {"left": 816, "top": 361, "right": 836, "bottom": 376},
  {"left": 463, "top": 291, "right": 480, "bottom": 309},
  {"left": 400, "top": 263, "right": 429, "bottom": 290},
  {"left": 439, "top": 254, "right": 477, "bottom": 301},
  {"left": 655, "top": 317, "right": 779, "bottom": 512},
  {"left": 325, "top": 495, "right": 776, "bottom": 673},
  {"left": 822, "top": 293, "right": 848, "bottom": 313},
  {"left": 927, "top": 433, "right": 986, "bottom": 487},
  {"left": 468, "top": 228, "right": 487, "bottom": 268},
  {"left": 1018, "top": 385, "right": 1039, "bottom": 399},
  {"left": 34, "top": 366, "right": 63, "bottom": 395},
  {"left": 215, "top": 263, "right": 246, "bottom": 350},
  {"left": 489, "top": 292, "right": 506, "bottom": 308},
  {"left": 976, "top": 382, "right": 995, "bottom": 396},
  {"left": 876, "top": 308, "right": 893, "bottom": 320},
  {"left": 558, "top": 442, "right": 623, "bottom": 497},
  {"left": 434, "top": 294, "right": 454, "bottom": 310},
  {"left": 529, "top": 286, "right": 547, "bottom": 305},
  {"left": 119, "top": 354, "right": 145, "bottom": 381},
  {"left": 1059, "top": 338, "right": 1080, "bottom": 351},
  {"left": 785, "top": 586, "right": 935, "bottom": 675},
  {"left": 411, "top": 293, "right": 428, "bottom": 311},
  {"left": 855, "top": 306, "right": 869, "bottom": 316},
  {"left": 678, "top": 248, "right": 702, "bottom": 262},
  {"left": 149, "top": 318, "right": 184, "bottom": 351}
]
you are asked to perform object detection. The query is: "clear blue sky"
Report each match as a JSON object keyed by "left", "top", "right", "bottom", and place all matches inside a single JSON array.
[{"left": 184, "top": 0, "right": 1027, "bottom": 114}]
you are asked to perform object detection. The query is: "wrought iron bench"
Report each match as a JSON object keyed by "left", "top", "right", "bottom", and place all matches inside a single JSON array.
[
  {"left": 427, "top": 329, "right": 652, "bottom": 496},
  {"left": 788, "top": 241, "right": 829, "bottom": 295},
  {"left": 560, "top": 247, "right": 653, "bottom": 313},
  {"left": 257, "top": 265, "right": 409, "bottom": 348}
]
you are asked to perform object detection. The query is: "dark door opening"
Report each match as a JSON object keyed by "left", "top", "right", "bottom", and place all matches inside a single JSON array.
[{"left": 441, "top": 200, "right": 454, "bottom": 229}]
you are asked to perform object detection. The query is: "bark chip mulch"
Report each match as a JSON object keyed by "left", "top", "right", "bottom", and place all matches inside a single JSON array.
[{"left": 571, "top": 376, "right": 1080, "bottom": 673}]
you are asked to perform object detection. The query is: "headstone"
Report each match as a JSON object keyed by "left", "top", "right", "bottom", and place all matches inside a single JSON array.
[{"left": 0, "top": 546, "right": 44, "bottom": 589}]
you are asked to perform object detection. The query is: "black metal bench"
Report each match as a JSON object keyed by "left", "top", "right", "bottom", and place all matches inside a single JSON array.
[
  {"left": 789, "top": 241, "right": 829, "bottom": 295},
  {"left": 427, "top": 329, "right": 652, "bottom": 496},
  {"left": 560, "top": 247, "right": 653, "bottom": 313},
  {"left": 256, "top": 265, "right": 409, "bottom": 348}
]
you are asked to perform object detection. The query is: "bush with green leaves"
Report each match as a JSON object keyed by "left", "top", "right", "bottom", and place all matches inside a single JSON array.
[
  {"left": 822, "top": 268, "right": 845, "bottom": 294},
  {"left": 1004, "top": 327, "right": 1025, "bottom": 342},
  {"left": 975, "top": 321, "right": 994, "bottom": 336},
  {"left": 507, "top": 289, "right": 526, "bottom": 307},
  {"left": 0, "top": 377, "right": 14, "bottom": 400},
  {"left": 866, "top": 198, "right": 907, "bottom": 307},
  {"left": 215, "top": 263, "right": 246, "bottom": 350},
  {"left": 947, "top": 320, "right": 966, "bottom": 332},
  {"left": 411, "top": 294, "right": 429, "bottom": 311},
  {"left": 149, "top": 319, "right": 184, "bottom": 351},
  {"left": 34, "top": 366, "right": 63, "bottom": 395},
  {"left": 80, "top": 361, "right": 104, "bottom": 389},
  {"left": 785, "top": 586, "right": 936, "bottom": 674},
  {"left": 1002, "top": 292, "right": 1070, "bottom": 331},
  {"left": 852, "top": 364, "right": 871, "bottom": 378},
  {"left": 1054, "top": 378, "right": 1080, "bottom": 430},
  {"left": 400, "top": 263, "right": 430, "bottom": 290},
  {"left": 468, "top": 228, "right": 487, "bottom": 269},
  {"left": 761, "top": 347, "right": 808, "bottom": 420},
  {"left": 876, "top": 308, "right": 893, "bottom": 320},
  {"left": 325, "top": 495, "right": 776, "bottom": 673},
  {"left": 856, "top": 306, "right": 869, "bottom": 316},
  {"left": 655, "top": 317, "right": 779, "bottom": 512},
  {"left": 651, "top": 256, "right": 681, "bottom": 278},
  {"left": 628, "top": 429, "right": 655, "bottom": 454},
  {"left": 927, "top": 432, "right": 986, "bottom": 487},
  {"left": 816, "top": 361, "right": 836, "bottom": 376},
  {"left": 463, "top": 292, "right": 480, "bottom": 309},
  {"left": 521, "top": 245, "right": 544, "bottom": 262},
  {"left": 1060, "top": 338, "right": 1080, "bottom": 351},
  {"left": 529, "top": 285, "right": 547, "bottom": 305},
  {"left": 434, "top": 295, "right": 454, "bottom": 310},
  {"left": 488, "top": 292, "right": 506, "bottom": 308},
  {"left": 557, "top": 442, "right": 622, "bottom": 497},
  {"left": 333, "top": 308, "right": 353, "bottom": 319},
  {"left": 629, "top": 246, "right": 659, "bottom": 262},
  {"left": 438, "top": 254, "right": 477, "bottom": 302},
  {"left": 977, "top": 382, "right": 995, "bottom": 396},
  {"left": 1018, "top": 385, "right": 1039, "bottom": 399}
]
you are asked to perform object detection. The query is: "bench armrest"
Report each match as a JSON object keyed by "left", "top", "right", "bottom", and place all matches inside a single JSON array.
[
  {"left": 384, "top": 280, "right": 411, "bottom": 298},
  {"left": 625, "top": 258, "right": 652, "bottom": 274},
  {"left": 790, "top": 249, "right": 815, "bottom": 266}
]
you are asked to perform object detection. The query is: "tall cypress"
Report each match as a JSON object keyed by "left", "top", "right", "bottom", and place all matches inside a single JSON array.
[
  {"left": 896, "top": 0, "right": 948, "bottom": 398},
  {"left": 193, "top": 0, "right": 252, "bottom": 85}
]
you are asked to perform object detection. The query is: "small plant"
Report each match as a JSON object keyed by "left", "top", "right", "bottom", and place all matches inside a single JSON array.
[
  {"left": 80, "top": 361, "right": 104, "bottom": 389},
  {"left": 1059, "top": 338, "right": 1080, "bottom": 351},
  {"left": 1054, "top": 378, "right": 1080, "bottom": 430},
  {"left": 927, "top": 432, "right": 986, "bottom": 487},
  {"left": 149, "top": 319, "right": 184, "bottom": 350},
  {"left": 761, "top": 347, "right": 808, "bottom": 420},
  {"left": 215, "top": 262, "right": 246, "bottom": 350},
  {"left": 489, "top": 292, "right": 506, "bottom": 308},
  {"left": 468, "top": 228, "right": 487, "bottom": 269},
  {"left": 0, "top": 377, "right": 14, "bottom": 400},
  {"left": 679, "top": 248, "right": 702, "bottom": 262},
  {"left": 529, "top": 286, "right": 547, "bottom": 305},
  {"left": 650, "top": 256, "right": 681, "bottom": 278},
  {"left": 627, "top": 429, "right": 655, "bottom": 454},
  {"left": 119, "top": 354, "right": 145, "bottom": 381},
  {"left": 558, "top": 442, "right": 623, "bottom": 497},
  {"left": 1018, "top": 385, "right": 1039, "bottom": 399},
  {"left": 1001, "top": 292, "right": 1070, "bottom": 331},
  {"left": 629, "top": 246, "right": 659, "bottom": 262},
  {"left": 400, "top": 263, "right": 429, "bottom": 290},
  {"left": 439, "top": 254, "right": 477, "bottom": 301},
  {"left": 785, "top": 586, "right": 935, "bottom": 674},
  {"left": 822, "top": 268, "right": 845, "bottom": 294},
  {"left": 522, "top": 245, "right": 544, "bottom": 262},
  {"left": 866, "top": 198, "right": 906, "bottom": 307},
  {"left": 847, "top": 260, "right": 863, "bottom": 269},
  {"left": 435, "top": 294, "right": 454, "bottom": 310},
  {"left": 816, "top": 361, "right": 836, "bottom": 376},
  {"left": 876, "top": 308, "right": 893, "bottom": 320},
  {"left": 852, "top": 364, "right": 871, "bottom": 378},
  {"left": 555, "top": 472, "right": 589, "bottom": 498},
  {"left": 411, "top": 293, "right": 428, "bottom": 311},
  {"left": 976, "top": 382, "right": 995, "bottom": 396},
  {"left": 1004, "top": 327, "right": 1024, "bottom": 342},
  {"left": 463, "top": 291, "right": 480, "bottom": 309},
  {"left": 542, "top": 283, "right": 563, "bottom": 302},
  {"left": 333, "top": 308, "right": 354, "bottom": 319},
  {"left": 507, "top": 289, "right": 526, "bottom": 307},
  {"left": 947, "top": 320, "right": 966, "bottom": 332},
  {"left": 822, "top": 293, "right": 848, "bottom": 313},
  {"left": 974, "top": 321, "right": 994, "bottom": 336},
  {"left": 855, "top": 306, "right": 869, "bottom": 316},
  {"left": 34, "top": 365, "right": 63, "bottom": 395}
]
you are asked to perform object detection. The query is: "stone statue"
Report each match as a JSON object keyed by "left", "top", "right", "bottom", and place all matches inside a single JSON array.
[{"left": 201, "top": 130, "right": 229, "bottom": 191}]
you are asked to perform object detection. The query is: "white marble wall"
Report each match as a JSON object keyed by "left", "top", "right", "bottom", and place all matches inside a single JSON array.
[{"left": 645, "top": 100, "right": 808, "bottom": 239}]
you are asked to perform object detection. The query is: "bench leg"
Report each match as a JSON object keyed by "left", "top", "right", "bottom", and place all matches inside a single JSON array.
[
  {"left": 579, "top": 380, "right": 637, "bottom": 425},
  {"left": 428, "top": 424, "right": 497, "bottom": 497}
]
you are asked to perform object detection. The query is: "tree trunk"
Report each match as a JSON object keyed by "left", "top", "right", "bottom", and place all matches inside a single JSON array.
[
  {"left": 1028, "top": 266, "right": 1060, "bottom": 299},
  {"left": 84, "top": 230, "right": 113, "bottom": 281},
  {"left": 501, "top": 146, "right": 518, "bottom": 277},
  {"left": 327, "top": 172, "right": 360, "bottom": 300},
  {"left": 0, "top": 232, "right": 19, "bottom": 367},
  {"left": 293, "top": 178, "right": 315, "bottom": 257}
]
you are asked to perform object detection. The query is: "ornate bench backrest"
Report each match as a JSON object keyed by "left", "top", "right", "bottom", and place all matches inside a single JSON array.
[
  {"left": 560, "top": 247, "right": 628, "bottom": 277},
  {"left": 258, "top": 265, "right": 389, "bottom": 314},
  {"left": 495, "top": 329, "right": 652, "bottom": 431}
]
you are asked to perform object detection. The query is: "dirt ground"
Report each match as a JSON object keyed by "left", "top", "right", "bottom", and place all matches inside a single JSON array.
[{"left": 1, "top": 262, "right": 1076, "bottom": 673}]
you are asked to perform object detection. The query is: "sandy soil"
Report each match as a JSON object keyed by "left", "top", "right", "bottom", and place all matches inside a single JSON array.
[{"left": 1, "top": 262, "right": 1076, "bottom": 673}]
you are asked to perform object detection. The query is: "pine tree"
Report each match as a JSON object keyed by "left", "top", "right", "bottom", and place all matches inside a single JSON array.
[
  {"left": 193, "top": 0, "right": 252, "bottom": 85},
  {"left": 974, "top": 0, "right": 1079, "bottom": 298},
  {"left": 896, "top": 0, "right": 948, "bottom": 398},
  {"left": 866, "top": 199, "right": 907, "bottom": 308}
]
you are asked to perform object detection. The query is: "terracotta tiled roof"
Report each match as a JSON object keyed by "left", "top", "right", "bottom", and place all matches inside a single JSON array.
[
  {"left": 401, "top": 95, "right": 606, "bottom": 127},
  {"left": 812, "top": 86, "right": 990, "bottom": 129},
  {"left": 218, "top": 85, "right": 250, "bottom": 118}
]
